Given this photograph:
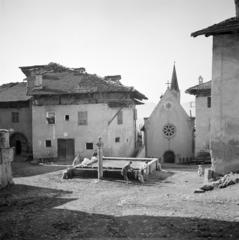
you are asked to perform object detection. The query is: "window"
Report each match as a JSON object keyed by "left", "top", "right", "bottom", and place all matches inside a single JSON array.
[
  {"left": 78, "top": 111, "right": 88, "bottom": 125},
  {"left": 163, "top": 123, "right": 176, "bottom": 138},
  {"left": 45, "top": 140, "right": 52, "bottom": 147},
  {"left": 34, "top": 75, "right": 43, "bottom": 88},
  {"left": 86, "top": 142, "right": 93, "bottom": 150},
  {"left": 65, "top": 115, "right": 70, "bottom": 121},
  {"left": 207, "top": 97, "right": 211, "bottom": 108},
  {"left": 46, "top": 112, "right": 55, "bottom": 124},
  {"left": 12, "top": 112, "right": 19, "bottom": 123},
  {"left": 115, "top": 137, "right": 120, "bottom": 143},
  {"left": 117, "top": 110, "right": 123, "bottom": 125}
]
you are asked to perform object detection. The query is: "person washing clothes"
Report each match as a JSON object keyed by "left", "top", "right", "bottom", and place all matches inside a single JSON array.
[{"left": 121, "top": 161, "right": 133, "bottom": 183}]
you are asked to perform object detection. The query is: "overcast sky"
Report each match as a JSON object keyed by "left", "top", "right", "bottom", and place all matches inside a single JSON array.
[{"left": 0, "top": 0, "right": 235, "bottom": 105}]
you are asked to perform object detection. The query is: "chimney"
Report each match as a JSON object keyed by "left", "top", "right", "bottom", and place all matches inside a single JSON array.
[
  {"left": 235, "top": 0, "right": 239, "bottom": 18},
  {"left": 104, "top": 75, "right": 121, "bottom": 82},
  {"left": 198, "top": 75, "right": 203, "bottom": 84}
]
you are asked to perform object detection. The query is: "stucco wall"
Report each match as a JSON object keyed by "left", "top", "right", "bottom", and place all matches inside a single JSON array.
[
  {"left": 211, "top": 34, "right": 239, "bottom": 174},
  {"left": 0, "top": 106, "right": 32, "bottom": 148},
  {"left": 32, "top": 103, "right": 136, "bottom": 159},
  {"left": 195, "top": 96, "right": 211, "bottom": 155},
  {"left": 145, "top": 91, "right": 194, "bottom": 162}
]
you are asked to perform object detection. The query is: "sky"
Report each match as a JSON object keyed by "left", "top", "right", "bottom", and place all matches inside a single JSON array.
[{"left": 0, "top": 0, "right": 235, "bottom": 108}]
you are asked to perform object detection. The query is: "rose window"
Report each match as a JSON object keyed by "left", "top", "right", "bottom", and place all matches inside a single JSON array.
[{"left": 163, "top": 124, "right": 176, "bottom": 138}]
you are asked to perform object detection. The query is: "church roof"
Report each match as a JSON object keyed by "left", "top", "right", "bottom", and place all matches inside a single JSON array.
[
  {"left": 170, "top": 64, "right": 179, "bottom": 91},
  {"left": 191, "top": 17, "right": 239, "bottom": 37},
  {"left": 185, "top": 80, "right": 211, "bottom": 95}
]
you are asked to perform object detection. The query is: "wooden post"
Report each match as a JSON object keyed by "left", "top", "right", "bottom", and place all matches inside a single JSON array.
[{"left": 97, "top": 137, "right": 104, "bottom": 179}]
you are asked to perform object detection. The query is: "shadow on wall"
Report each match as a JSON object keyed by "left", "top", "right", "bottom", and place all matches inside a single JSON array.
[{"left": 0, "top": 184, "right": 239, "bottom": 239}]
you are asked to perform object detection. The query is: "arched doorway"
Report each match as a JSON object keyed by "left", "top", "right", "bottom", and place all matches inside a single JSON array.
[
  {"left": 10, "top": 132, "right": 28, "bottom": 157},
  {"left": 163, "top": 150, "right": 175, "bottom": 163}
]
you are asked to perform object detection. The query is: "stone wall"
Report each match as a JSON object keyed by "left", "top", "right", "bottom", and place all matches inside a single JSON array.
[
  {"left": 195, "top": 95, "right": 211, "bottom": 155},
  {"left": 0, "top": 131, "right": 14, "bottom": 189},
  {"left": 32, "top": 103, "right": 136, "bottom": 159},
  {"left": 211, "top": 34, "right": 239, "bottom": 174},
  {"left": 0, "top": 105, "right": 32, "bottom": 151}
]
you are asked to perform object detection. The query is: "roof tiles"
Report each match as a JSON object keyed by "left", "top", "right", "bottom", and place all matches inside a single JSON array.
[
  {"left": 0, "top": 82, "right": 30, "bottom": 102},
  {"left": 191, "top": 17, "right": 239, "bottom": 37}
]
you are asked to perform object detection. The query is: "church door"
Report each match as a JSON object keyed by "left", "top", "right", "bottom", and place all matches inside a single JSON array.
[{"left": 163, "top": 151, "right": 175, "bottom": 163}]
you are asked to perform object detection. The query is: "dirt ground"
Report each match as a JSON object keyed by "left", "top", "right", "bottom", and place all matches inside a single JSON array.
[{"left": 0, "top": 162, "right": 239, "bottom": 240}]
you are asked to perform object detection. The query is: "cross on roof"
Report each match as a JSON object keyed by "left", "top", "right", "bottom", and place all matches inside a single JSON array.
[{"left": 165, "top": 80, "right": 170, "bottom": 89}]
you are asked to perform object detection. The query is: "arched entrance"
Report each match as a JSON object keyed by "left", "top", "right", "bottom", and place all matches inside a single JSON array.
[
  {"left": 163, "top": 150, "right": 175, "bottom": 163},
  {"left": 10, "top": 132, "right": 28, "bottom": 157}
]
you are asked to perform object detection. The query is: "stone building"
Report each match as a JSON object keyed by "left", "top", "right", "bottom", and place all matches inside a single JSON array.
[
  {"left": 0, "top": 63, "right": 147, "bottom": 160},
  {"left": 0, "top": 82, "right": 32, "bottom": 158},
  {"left": 191, "top": 0, "right": 239, "bottom": 174},
  {"left": 186, "top": 79, "right": 211, "bottom": 158},
  {"left": 142, "top": 65, "right": 194, "bottom": 163}
]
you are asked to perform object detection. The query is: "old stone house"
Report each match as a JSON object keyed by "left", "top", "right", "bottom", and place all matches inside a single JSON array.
[
  {"left": 142, "top": 65, "right": 194, "bottom": 163},
  {"left": 0, "top": 63, "right": 147, "bottom": 160},
  {"left": 186, "top": 79, "right": 211, "bottom": 158},
  {"left": 191, "top": 0, "right": 239, "bottom": 174},
  {"left": 0, "top": 82, "right": 32, "bottom": 158}
]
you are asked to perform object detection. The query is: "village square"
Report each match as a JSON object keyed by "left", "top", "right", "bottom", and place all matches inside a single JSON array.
[{"left": 1, "top": 0, "right": 239, "bottom": 239}]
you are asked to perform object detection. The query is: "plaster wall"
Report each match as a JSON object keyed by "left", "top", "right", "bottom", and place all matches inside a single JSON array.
[
  {"left": 32, "top": 103, "right": 136, "bottom": 159},
  {"left": 195, "top": 96, "right": 211, "bottom": 155},
  {"left": 145, "top": 91, "right": 194, "bottom": 162},
  {"left": 0, "top": 106, "right": 32, "bottom": 147},
  {"left": 211, "top": 34, "right": 239, "bottom": 174}
]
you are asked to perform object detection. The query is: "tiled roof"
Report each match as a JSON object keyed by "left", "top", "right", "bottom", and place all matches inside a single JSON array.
[
  {"left": 0, "top": 82, "right": 30, "bottom": 102},
  {"left": 185, "top": 80, "right": 211, "bottom": 95},
  {"left": 191, "top": 18, "right": 239, "bottom": 37},
  {"left": 20, "top": 63, "right": 147, "bottom": 101}
]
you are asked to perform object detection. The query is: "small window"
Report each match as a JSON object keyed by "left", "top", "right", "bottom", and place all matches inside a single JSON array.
[
  {"left": 46, "top": 112, "right": 55, "bottom": 124},
  {"left": 78, "top": 111, "right": 88, "bottom": 125},
  {"left": 115, "top": 137, "right": 120, "bottom": 143},
  {"left": 117, "top": 110, "right": 123, "bottom": 125},
  {"left": 86, "top": 142, "right": 93, "bottom": 150},
  {"left": 45, "top": 140, "right": 52, "bottom": 147},
  {"left": 34, "top": 75, "right": 43, "bottom": 88},
  {"left": 65, "top": 115, "right": 70, "bottom": 121},
  {"left": 207, "top": 97, "right": 211, "bottom": 108},
  {"left": 12, "top": 112, "right": 19, "bottom": 123}
]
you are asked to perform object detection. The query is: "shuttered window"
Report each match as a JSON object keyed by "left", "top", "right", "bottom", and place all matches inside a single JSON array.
[
  {"left": 12, "top": 112, "right": 19, "bottom": 123},
  {"left": 78, "top": 111, "right": 88, "bottom": 125},
  {"left": 46, "top": 112, "right": 55, "bottom": 124},
  {"left": 117, "top": 110, "right": 123, "bottom": 125}
]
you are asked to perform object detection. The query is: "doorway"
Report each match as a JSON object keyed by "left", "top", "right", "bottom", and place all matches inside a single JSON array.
[
  {"left": 163, "top": 150, "right": 175, "bottom": 163},
  {"left": 57, "top": 139, "right": 75, "bottom": 161},
  {"left": 15, "top": 140, "right": 22, "bottom": 155},
  {"left": 10, "top": 132, "right": 28, "bottom": 157}
]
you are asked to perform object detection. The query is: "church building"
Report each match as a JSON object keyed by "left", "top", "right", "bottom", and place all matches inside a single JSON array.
[{"left": 142, "top": 65, "right": 194, "bottom": 163}]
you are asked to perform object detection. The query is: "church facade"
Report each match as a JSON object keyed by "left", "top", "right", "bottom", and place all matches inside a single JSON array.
[{"left": 142, "top": 65, "right": 194, "bottom": 163}]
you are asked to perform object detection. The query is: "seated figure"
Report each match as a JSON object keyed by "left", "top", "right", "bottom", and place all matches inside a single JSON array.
[{"left": 76, "top": 151, "right": 98, "bottom": 167}]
